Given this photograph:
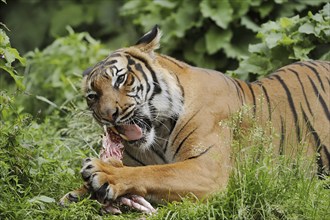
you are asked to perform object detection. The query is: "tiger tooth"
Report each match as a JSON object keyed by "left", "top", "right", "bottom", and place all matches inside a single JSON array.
[
  {"left": 110, "top": 126, "right": 119, "bottom": 135},
  {"left": 119, "top": 133, "right": 129, "bottom": 141}
]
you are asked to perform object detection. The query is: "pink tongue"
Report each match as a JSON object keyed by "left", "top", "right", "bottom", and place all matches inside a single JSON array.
[{"left": 121, "top": 124, "right": 143, "bottom": 141}]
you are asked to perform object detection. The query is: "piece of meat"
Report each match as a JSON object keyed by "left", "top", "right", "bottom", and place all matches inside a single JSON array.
[{"left": 100, "top": 126, "right": 156, "bottom": 214}]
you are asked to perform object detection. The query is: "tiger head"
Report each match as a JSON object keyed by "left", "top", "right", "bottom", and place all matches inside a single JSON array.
[{"left": 82, "top": 26, "right": 184, "bottom": 150}]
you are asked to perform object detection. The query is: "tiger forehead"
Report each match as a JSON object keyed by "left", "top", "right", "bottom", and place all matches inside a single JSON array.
[{"left": 90, "top": 56, "right": 128, "bottom": 79}]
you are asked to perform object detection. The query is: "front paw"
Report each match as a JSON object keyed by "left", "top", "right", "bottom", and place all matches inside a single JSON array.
[
  {"left": 81, "top": 158, "right": 119, "bottom": 201},
  {"left": 59, "top": 185, "right": 88, "bottom": 206}
]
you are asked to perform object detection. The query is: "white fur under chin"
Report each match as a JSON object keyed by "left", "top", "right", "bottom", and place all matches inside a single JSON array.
[{"left": 139, "top": 127, "right": 156, "bottom": 151}]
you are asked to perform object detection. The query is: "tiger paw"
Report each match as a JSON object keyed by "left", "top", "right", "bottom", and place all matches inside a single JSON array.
[{"left": 81, "top": 158, "right": 121, "bottom": 201}]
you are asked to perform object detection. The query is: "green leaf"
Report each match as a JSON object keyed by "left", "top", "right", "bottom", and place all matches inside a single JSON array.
[
  {"left": 241, "top": 16, "right": 260, "bottom": 32},
  {"left": 292, "top": 45, "right": 315, "bottom": 59},
  {"left": 1, "top": 47, "right": 26, "bottom": 66},
  {"left": 280, "top": 35, "right": 296, "bottom": 46},
  {"left": 200, "top": 0, "right": 233, "bottom": 29},
  {"left": 264, "top": 33, "right": 282, "bottom": 49},
  {"left": 257, "top": 1, "right": 274, "bottom": 18},
  {"left": 36, "top": 95, "right": 59, "bottom": 109},
  {"left": 319, "top": 50, "right": 330, "bottom": 60},
  {"left": 230, "top": 0, "right": 250, "bottom": 19},
  {"left": 0, "top": 29, "right": 10, "bottom": 46},
  {"left": 298, "top": 22, "right": 315, "bottom": 34},
  {"left": 248, "top": 43, "right": 266, "bottom": 53},
  {"left": 28, "top": 195, "right": 56, "bottom": 203},
  {"left": 0, "top": 64, "right": 25, "bottom": 90},
  {"left": 322, "top": 3, "right": 330, "bottom": 19},
  {"left": 154, "top": 0, "right": 177, "bottom": 8},
  {"left": 279, "top": 17, "right": 294, "bottom": 29},
  {"left": 174, "top": 1, "right": 199, "bottom": 36},
  {"left": 205, "top": 27, "right": 232, "bottom": 54}
]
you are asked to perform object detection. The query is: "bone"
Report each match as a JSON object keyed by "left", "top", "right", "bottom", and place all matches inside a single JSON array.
[{"left": 120, "top": 196, "right": 156, "bottom": 214}]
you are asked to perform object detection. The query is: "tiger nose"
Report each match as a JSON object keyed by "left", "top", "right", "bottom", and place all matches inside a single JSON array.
[{"left": 105, "top": 108, "right": 119, "bottom": 122}]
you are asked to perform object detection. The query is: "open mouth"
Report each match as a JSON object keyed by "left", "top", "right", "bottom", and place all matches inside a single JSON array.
[
  {"left": 100, "top": 124, "right": 143, "bottom": 160},
  {"left": 109, "top": 124, "right": 143, "bottom": 142}
]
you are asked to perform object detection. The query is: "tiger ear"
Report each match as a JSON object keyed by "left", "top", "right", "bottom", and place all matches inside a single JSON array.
[
  {"left": 82, "top": 66, "right": 93, "bottom": 77},
  {"left": 135, "top": 25, "right": 161, "bottom": 55}
]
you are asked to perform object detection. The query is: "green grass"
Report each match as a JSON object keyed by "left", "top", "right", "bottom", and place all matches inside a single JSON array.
[{"left": 1, "top": 94, "right": 329, "bottom": 220}]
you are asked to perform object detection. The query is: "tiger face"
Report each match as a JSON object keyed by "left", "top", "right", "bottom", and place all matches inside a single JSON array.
[
  {"left": 82, "top": 54, "right": 153, "bottom": 150},
  {"left": 82, "top": 29, "right": 184, "bottom": 151}
]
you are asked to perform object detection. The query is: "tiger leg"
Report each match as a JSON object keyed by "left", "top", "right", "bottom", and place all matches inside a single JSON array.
[{"left": 80, "top": 150, "right": 230, "bottom": 203}]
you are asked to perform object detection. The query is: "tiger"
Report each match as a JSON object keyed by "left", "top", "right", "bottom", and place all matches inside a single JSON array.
[{"left": 60, "top": 25, "right": 330, "bottom": 209}]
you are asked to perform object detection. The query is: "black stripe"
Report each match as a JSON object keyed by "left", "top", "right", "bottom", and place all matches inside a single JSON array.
[
  {"left": 118, "top": 104, "right": 135, "bottom": 122},
  {"left": 222, "top": 74, "right": 231, "bottom": 87},
  {"left": 163, "top": 115, "right": 179, "bottom": 154},
  {"left": 124, "top": 150, "right": 146, "bottom": 166},
  {"left": 230, "top": 78, "right": 244, "bottom": 105},
  {"left": 288, "top": 68, "right": 313, "bottom": 116},
  {"left": 323, "top": 147, "right": 330, "bottom": 173},
  {"left": 159, "top": 54, "right": 184, "bottom": 69},
  {"left": 151, "top": 145, "right": 167, "bottom": 163},
  {"left": 104, "top": 59, "right": 117, "bottom": 66},
  {"left": 273, "top": 75, "right": 301, "bottom": 142},
  {"left": 173, "top": 127, "right": 198, "bottom": 160},
  {"left": 101, "top": 71, "right": 110, "bottom": 80},
  {"left": 175, "top": 74, "right": 185, "bottom": 101},
  {"left": 301, "top": 107, "right": 325, "bottom": 176},
  {"left": 126, "top": 74, "right": 135, "bottom": 86},
  {"left": 247, "top": 84, "right": 256, "bottom": 115},
  {"left": 134, "top": 63, "right": 150, "bottom": 96},
  {"left": 279, "top": 116, "right": 285, "bottom": 155},
  {"left": 297, "top": 62, "right": 325, "bottom": 92},
  {"left": 126, "top": 94, "right": 138, "bottom": 98},
  {"left": 127, "top": 54, "right": 162, "bottom": 98},
  {"left": 306, "top": 60, "right": 319, "bottom": 67},
  {"left": 317, "top": 61, "right": 330, "bottom": 71},
  {"left": 307, "top": 75, "right": 330, "bottom": 120},
  {"left": 148, "top": 101, "right": 157, "bottom": 118},
  {"left": 234, "top": 79, "right": 247, "bottom": 104},
  {"left": 172, "top": 108, "right": 202, "bottom": 148},
  {"left": 256, "top": 81, "right": 272, "bottom": 121}
]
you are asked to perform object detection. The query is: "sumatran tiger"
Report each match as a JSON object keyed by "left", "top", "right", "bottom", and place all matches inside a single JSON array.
[{"left": 60, "top": 26, "right": 330, "bottom": 211}]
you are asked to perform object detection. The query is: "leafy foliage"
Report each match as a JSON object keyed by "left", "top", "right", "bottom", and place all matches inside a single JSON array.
[
  {"left": 121, "top": 0, "right": 328, "bottom": 73},
  {"left": 231, "top": 3, "right": 330, "bottom": 80},
  {"left": 0, "top": 0, "right": 137, "bottom": 53},
  {"left": 0, "top": 26, "right": 26, "bottom": 89},
  {"left": 1, "top": 0, "right": 328, "bottom": 79},
  {"left": 20, "top": 27, "right": 109, "bottom": 116}
]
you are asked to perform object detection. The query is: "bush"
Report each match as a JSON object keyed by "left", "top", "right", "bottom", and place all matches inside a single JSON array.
[
  {"left": 230, "top": 3, "right": 330, "bottom": 80},
  {"left": 20, "top": 27, "right": 109, "bottom": 116},
  {"left": 1, "top": 0, "right": 328, "bottom": 81},
  {"left": 121, "top": 0, "right": 328, "bottom": 75}
]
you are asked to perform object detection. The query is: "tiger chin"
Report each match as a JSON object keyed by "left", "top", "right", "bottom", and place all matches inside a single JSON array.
[{"left": 60, "top": 25, "right": 330, "bottom": 209}]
